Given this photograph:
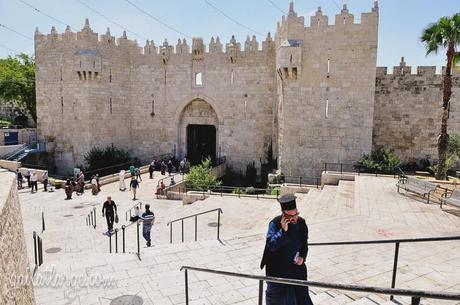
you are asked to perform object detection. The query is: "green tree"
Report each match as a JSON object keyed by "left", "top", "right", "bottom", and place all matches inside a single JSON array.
[
  {"left": 0, "top": 54, "right": 36, "bottom": 122},
  {"left": 421, "top": 13, "right": 460, "bottom": 180},
  {"left": 186, "top": 158, "right": 221, "bottom": 191}
]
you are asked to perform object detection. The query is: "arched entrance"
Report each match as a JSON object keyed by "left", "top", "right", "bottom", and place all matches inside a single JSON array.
[{"left": 178, "top": 99, "right": 219, "bottom": 165}]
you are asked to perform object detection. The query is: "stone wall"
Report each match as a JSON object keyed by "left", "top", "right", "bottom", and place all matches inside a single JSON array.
[
  {"left": 0, "top": 171, "right": 35, "bottom": 305},
  {"left": 374, "top": 58, "right": 460, "bottom": 163}
]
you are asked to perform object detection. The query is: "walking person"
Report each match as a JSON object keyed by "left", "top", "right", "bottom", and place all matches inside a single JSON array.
[
  {"left": 102, "top": 196, "right": 117, "bottom": 234},
  {"left": 136, "top": 167, "right": 142, "bottom": 182},
  {"left": 260, "top": 194, "right": 313, "bottom": 305},
  {"left": 96, "top": 174, "right": 101, "bottom": 191},
  {"left": 140, "top": 204, "right": 155, "bottom": 247},
  {"left": 91, "top": 176, "right": 99, "bottom": 195},
  {"left": 118, "top": 170, "right": 126, "bottom": 191},
  {"left": 129, "top": 165, "right": 136, "bottom": 178},
  {"left": 30, "top": 172, "right": 38, "bottom": 193},
  {"left": 160, "top": 161, "right": 166, "bottom": 175},
  {"left": 130, "top": 177, "right": 140, "bottom": 200},
  {"left": 149, "top": 161, "right": 155, "bottom": 179},
  {"left": 42, "top": 171, "right": 49, "bottom": 192},
  {"left": 77, "top": 171, "right": 85, "bottom": 194},
  {"left": 16, "top": 169, "right": 23, "bottom": 189},
  {"left": 179, "top": 158, "right": 185, "bottom": 175},
  {"left": 65, "top": 178, "right": 73, "bottom": 200},
  {"left": 24, "top": 170, "right": 31, "bottom": 188},
  {"left": 167, "top": 160, "right": 173, "bottom": 176}
]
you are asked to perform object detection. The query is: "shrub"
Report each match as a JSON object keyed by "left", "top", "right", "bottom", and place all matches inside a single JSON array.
[
  {"left": 245, "top": 186, "right": 256, "bottom": 194},
  {"left": 84, "top": 144, "right": 131, "bottom": 175},
  {"left": 270, "top": 187, "right": 280, "bottom": 196},
  {"left": 186, "top": 158, "right": 221, "bottom": 191},
  {"left": 356, "top": 147, "right": 400, "bottom": 174},
  {"left": 232, "top": 187, "right": 246, "bottom": 194}
]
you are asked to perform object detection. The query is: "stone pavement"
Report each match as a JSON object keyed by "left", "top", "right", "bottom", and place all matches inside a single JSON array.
[{"left": 18, "top": 173, "right": 460, "bottom": 305}]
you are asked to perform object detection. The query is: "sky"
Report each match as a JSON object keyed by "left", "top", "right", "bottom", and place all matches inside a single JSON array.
[{"left": 0, "top": 0, "right": 458, "bottom": 68}]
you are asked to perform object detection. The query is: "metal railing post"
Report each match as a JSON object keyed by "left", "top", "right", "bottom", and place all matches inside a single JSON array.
[
  {"left": 217, "top": 210, "right": 221, "bottom": 241},
  {"left": 33, "top": 231, "right": 37, "bottom": 267},
  {"left": 122, "top": 225, "right": 126, "bottom": 253},
  {"left": 184, "top": 269, "right": 189, "bottom": 305},
  {"left": 170, "top": 224, "right": 173, "bottom": 244},
  {"left": 86, "top": 216, "right": 88, "bottom": 226},
  {"left": 42, "top": 211, "right": 45, "bottom": 232},
  {"left": 38, "top": 236, "right": 43, "bottom": 266},
  {"left": 137, "top": 221, "right": 140, "bottom": 258},
  {"left": 340, "top": 163, "right": 343, "bottom": 175},
  {"left": 276, "top": 189, "right": 279, "bottom": 199},
  {"left": 390, "top": 242, "right": 400, "bottom": 300},
  {"left": 258, "top": 280, "right": 263, "bottom": 305},
  {"left": 90, "top": 211, "right": 93, "bottom": 227},
  {"left": 93, "top": 207, "right": 97, "bottom": 228},
  {"left": 181, "top": 219, "right": 184, "bottom": 243},
  {"left": 411, "top": 297, "right": 421, "bottom": 305},
  {"left": 324, "top": 163, "right": 327, "bottom": 172},
  {"left": 194, "top": 215, "right": 198, "bottom": 242},
  {"left": 115, "top": 229, "right": 118, "bottom": 253},
  {"left": 109, "top": 232, "right": 112, "bottom": 253},
  {"left": 299, "top": 177, "right": 302, "bottom": 187}
]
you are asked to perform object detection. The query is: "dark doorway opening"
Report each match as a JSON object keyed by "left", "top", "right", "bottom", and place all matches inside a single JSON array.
[{"left": 187, "top": 124, "right": 216, "bottom": 165}]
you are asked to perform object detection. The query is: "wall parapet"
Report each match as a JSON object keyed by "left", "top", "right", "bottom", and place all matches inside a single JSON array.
[{"left": 377, "top": 57, "right": 460, "bottom": 77}]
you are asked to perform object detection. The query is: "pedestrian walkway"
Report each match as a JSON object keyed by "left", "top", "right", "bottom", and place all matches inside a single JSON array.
[{"left": 19, "top": 175, "right": 460, "bottom": 305}]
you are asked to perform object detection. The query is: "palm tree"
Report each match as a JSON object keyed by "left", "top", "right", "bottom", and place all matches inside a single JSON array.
[{"left": 421, "top": 13, "right": 460, "bottom": 180}]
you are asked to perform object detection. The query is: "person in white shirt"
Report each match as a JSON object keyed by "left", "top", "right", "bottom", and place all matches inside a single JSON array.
[{"left": 30, "top": 172, "right": 38, "bottom": 193}]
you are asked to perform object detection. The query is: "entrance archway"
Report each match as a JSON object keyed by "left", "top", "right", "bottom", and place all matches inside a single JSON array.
[
  {"left": 187, "top": 124, "right": 216, "bottom": 165},
  {"left": 177, "top": 99, "right": 219, "bottom": 164}
]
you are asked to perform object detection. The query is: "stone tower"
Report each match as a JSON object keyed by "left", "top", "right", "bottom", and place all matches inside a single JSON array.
[{"left": 275, "top": 1, "right": 379, "bottom": 177}]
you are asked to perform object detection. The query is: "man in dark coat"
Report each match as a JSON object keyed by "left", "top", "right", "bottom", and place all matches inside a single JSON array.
[
  {"left": 260, "top": 194, "right": 313, "bottom": 305},
  {"left": 102, "top": 196, "right": 117, "bottom": 234}
]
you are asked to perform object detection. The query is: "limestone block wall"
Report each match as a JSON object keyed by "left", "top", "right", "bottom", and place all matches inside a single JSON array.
[
  {"left": 276, "top": 3, "right": 379, "bottom": 177},
  {"left": 373, "top": 60, "right": 460, "bottom": 163},
  {"left": 35, "top": 20, "right": 277, "bottom": 174},
  {"left": 0, "top": 171, "right": 35, "bottom": 305}
]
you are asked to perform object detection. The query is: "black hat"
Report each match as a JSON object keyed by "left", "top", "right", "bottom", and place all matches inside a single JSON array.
[{"left": 278, "top": 194, "right": 297, "bottom": 210}]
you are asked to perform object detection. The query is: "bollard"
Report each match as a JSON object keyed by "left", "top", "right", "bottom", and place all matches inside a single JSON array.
[
  {"left": 122, "top": 225, "right": 126, "bottom": 253},
  {"left": 115, "top": 229, "right": 118, "bottom": 253}
]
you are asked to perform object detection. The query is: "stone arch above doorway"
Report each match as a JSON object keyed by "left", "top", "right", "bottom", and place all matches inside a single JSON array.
[{"left": 177, "top": 99, "right": 219, "bottom": 163}]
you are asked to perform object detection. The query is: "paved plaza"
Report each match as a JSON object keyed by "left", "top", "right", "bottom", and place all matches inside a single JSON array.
[{"left": 18, "top": 172, "right": 460, "bottom": 305}]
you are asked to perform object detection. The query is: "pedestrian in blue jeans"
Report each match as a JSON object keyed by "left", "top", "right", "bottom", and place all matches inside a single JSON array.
[{"left": 140, "top": 204, "right": 155, "bottom": 247}]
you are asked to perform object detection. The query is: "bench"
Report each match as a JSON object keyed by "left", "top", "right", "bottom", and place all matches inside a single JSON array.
[
  {"left": 396, "top": 176, "right": 438, "bottom": 204},
  {"left": 440, "top": 189, "right": 460, "bottom": 209}
]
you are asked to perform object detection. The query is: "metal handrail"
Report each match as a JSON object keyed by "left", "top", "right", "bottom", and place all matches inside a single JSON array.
[
  {"left": 279, "top": 176, "right": 321, "bottom": 188},
  {"left": 308, "top": 235, "right": 460, "bottom": 246},
  {"left": 180, "top": 266, "right": 460, "bottom": 305},
  {"left": 185, "top": 186, "right": 280, "bottom": 199},
  {"left": 167, "top": 208, "right": 223, "bottom": 243},
  {"left": 3, "top": 143, "right": 27, "bottom": 160},
  {"left": 157, "top": 172, "right": 184, "bottom": 187},
  {"left": 124, "top": 201, "right": 143, "bottom": 221}
]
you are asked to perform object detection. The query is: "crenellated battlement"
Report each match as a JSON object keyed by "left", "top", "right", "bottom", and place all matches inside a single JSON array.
[
  {"left": 35, "top": 19, "right": 275, "bottom": 57},
  {"left": 376, "top": 57, "right": 460, "bottom": 77},
  {"left": 276, "top": 0, "right": 378, "bottom": 40}
]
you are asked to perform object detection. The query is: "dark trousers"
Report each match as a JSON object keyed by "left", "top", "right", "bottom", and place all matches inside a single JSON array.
[
  {"left": 31, "top": 181, "right": 38, "bottom": 192},
  {"left": 43, "top": 179, "right": 48, "bottom": 191},
  {"left": 106, "top": 213, "right": 114, "bottom": 231},
  {"left": 149, "top": 170, "right": 153, "bottom": 179},
  {"left": 17, "top": 178, "right": 22, "bottom": 189},
  {"left": 266, "top": 283, "right": 313, "bottom": 305},
  {"left": 26, "top": 176, "right": 30, "bottom": 187},
  {"left": 143, "top": 224, "right": 152, "bottom": 242}
]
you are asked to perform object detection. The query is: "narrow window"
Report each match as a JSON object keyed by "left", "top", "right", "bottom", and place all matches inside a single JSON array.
[
  {"left": 109, "top": 97, "right": 112, "bottom": 114},
  {"left": 195, "top": 72, "right": 203, "bottom": 86},
  {"left": 151, "top": 97, "right": 155, "bottom": 116},
  {"left": 325, "top": 99, "right": 329, "bottom": 118},
  {"left": 109, "top": 69, "right": 112, "bottom": 82},
  {"left": 292, "top": 67, "right": 298, "bottom": 79},
  {"left": 93, "top": 61, "right": 96, "bottom": 69},
  {"left": 60, "top": 67, "right": 63, "bottom": 81},
  {"left": 327, "top": 59, "right": 330, "bottom": 74},
  {"left": 83, "top": 71, "right": 87, "bottom": 80},
  {"left": 343, "top": 17, "right": 346, "bottom": 25},
  {"left": 61, "top": 97, "right": 64, "bottom": 114},
  {"left": 230, "top": 70, "right": 234, "bottom": 85},
  {"left": 77, "top": 71, "right": 82, "bottom": 81},
  {"left": 95, "top": 72, "right": 99, "bottom": 79},
  {"left": 79, "top": 61, "right": 82, "bottom": 68},
  {"left": 88, "top": 71, "right": 92, "bottom": 80},
  {"left": 401, "top": 68, "right": 404, "bottom": 75},
  {"left": 290, "top": 55, "right": 293, "bottom": 64},
  {"left": 283, "top": 67, "right": 289, "bottom": 78}
]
